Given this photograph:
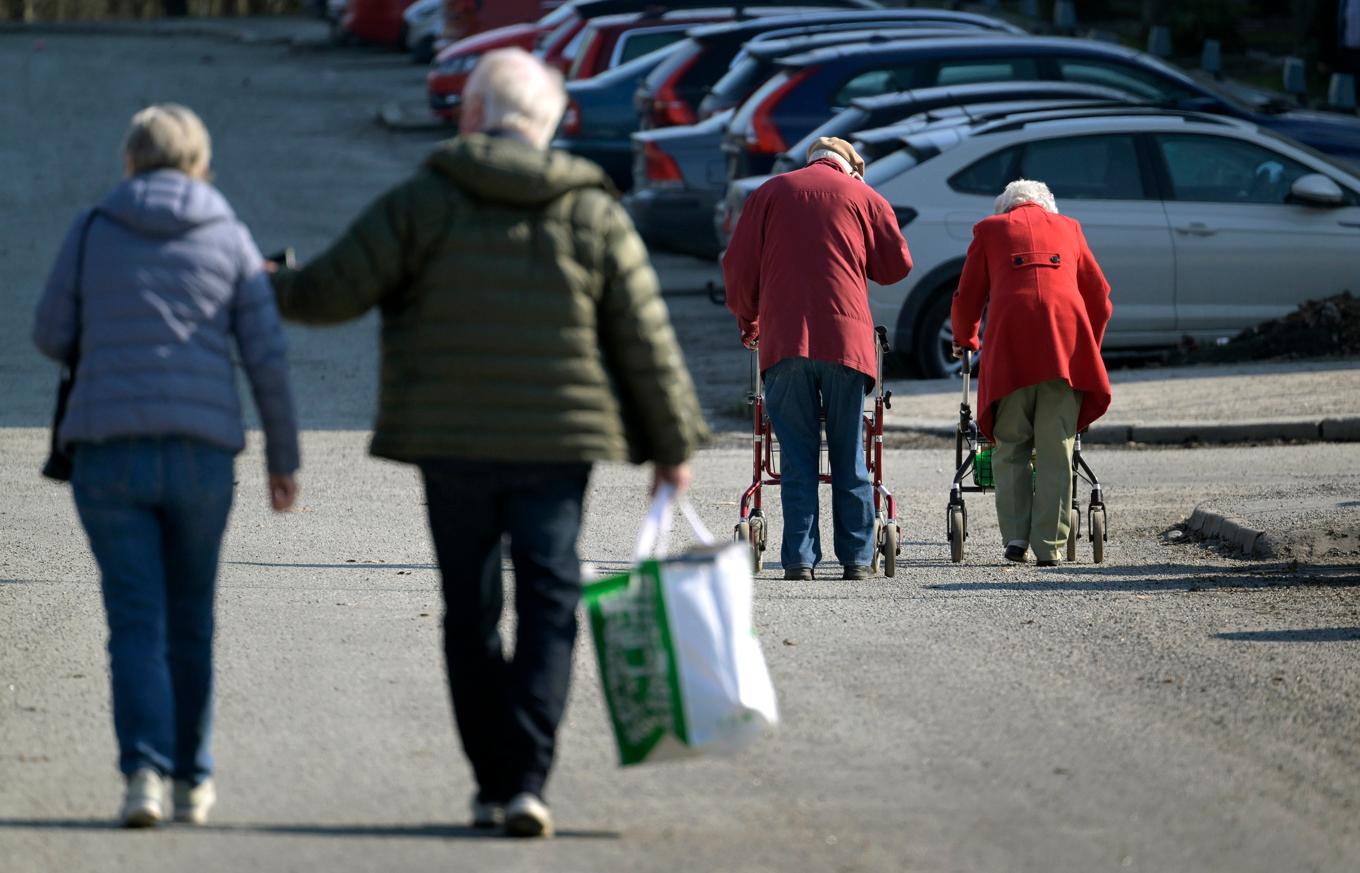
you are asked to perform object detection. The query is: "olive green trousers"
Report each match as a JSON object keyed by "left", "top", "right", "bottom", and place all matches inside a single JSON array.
[{"left": 992, "top": 379, "right": 1080, "bottom": 562}]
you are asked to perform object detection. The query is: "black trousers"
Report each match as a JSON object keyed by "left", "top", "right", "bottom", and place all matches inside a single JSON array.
[{"left": 419, "top": 458, "right": 590, "bottom": 803}]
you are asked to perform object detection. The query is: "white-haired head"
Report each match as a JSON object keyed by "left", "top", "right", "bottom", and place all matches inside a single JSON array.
[
  {"left": 994, "top": 179, "right": 1058, "bottom": 215},
  {"left": 122, "top": 103, "right": 212, "bottom": 180},
  {"left": 460, "top": 48, "right": 567, "bottom": 150}
]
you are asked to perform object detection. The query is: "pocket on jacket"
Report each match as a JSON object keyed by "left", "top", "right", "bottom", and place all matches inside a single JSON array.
[{"left": 1009, "top": 251, "right": 1063, "bottom": 269}]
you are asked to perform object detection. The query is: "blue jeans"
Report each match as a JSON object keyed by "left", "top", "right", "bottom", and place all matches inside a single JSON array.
[
  {"left": 419, "top": 459, "right": 591, "bottom": 803},
  {"left": 71, "top": 437, "right": 235, "bottom": 782},
  {"left": 764, "top": 357, "right": 874, "bottom": 570}
]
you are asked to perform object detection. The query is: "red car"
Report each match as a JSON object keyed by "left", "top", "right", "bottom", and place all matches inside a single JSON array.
[
  {"left": 342, "top": 0, "right": 419, "bottom": 47},
  {"left": 440, "top": 0, "right": 564, "bottom": 43},
  {"left": 565, "top": 10, "right": 732, "bottom": 81}
]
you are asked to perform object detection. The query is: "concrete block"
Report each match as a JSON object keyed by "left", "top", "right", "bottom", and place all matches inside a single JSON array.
[
  {"left": 1020, "top": 0, "right": 1039, "bottom": 19},
  {"left": 1328, "top": 73, "right": 1357, "bottom": 111},
  {"left": 1188, "top": 506, "right": 1209, "bottom": 533},
  {"left": 1130, "top": 420, "right": 1319, "bottom": 444},
  {"left": 1082, "top": 423, "right": 1132, "bottom": 444},
  {"left": 1202, "top": 512, "right": 1225, "bottom": 538},
  {"left": 1321, "top": 417, "right": 1360, "bottom": 441},
  {"left": 1201, "top": 39, "right": 1222, "bottom": 75},
  {"left": 1283, "top": 57, "right": 1307, "bottom": 97},
  {"left": 1147, "top": 26, "right": 1172, "bottom": 58},
  {"left": 1053, "top": 0, "right": 1077, "bottom": 32}
]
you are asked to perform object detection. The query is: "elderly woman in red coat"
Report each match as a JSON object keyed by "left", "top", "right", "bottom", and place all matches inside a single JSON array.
[{"left": 950, "top": 179, "right": 1112, "bottom": 566}]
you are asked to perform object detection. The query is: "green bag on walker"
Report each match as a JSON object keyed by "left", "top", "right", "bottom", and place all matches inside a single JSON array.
[{"left": 583, "top": 488, "right": 779, "bottom": 767}]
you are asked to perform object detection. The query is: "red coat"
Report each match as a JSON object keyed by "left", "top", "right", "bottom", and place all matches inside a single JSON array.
[
  {"left": 723, "top": 159, "right": 912, "bottom": 379},
  {"left": 951, "top": 203, "right": 1112, "bottom": 440}
]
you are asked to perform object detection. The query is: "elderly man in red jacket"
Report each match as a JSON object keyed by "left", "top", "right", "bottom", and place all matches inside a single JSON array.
[
  {"left": 951, "top": 179, "right": 1112, "bottom": 566},
  {"left": 724, "top": 137, "right": 912, "bottom": 580}
]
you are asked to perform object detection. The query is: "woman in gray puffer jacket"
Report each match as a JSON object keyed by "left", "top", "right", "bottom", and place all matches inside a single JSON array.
[{"left": 32, "top": 104, "right": 299, "bottom": 829}]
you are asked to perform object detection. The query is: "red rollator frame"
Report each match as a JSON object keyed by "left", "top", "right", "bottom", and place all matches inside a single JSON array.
[{"left": 734, "top": 326, "right": 902, "bottom": 577}]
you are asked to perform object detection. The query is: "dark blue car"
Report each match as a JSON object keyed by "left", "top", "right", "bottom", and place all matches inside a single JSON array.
[{"left": 723, "top": 35, "right": 1360, "bottom": 182}]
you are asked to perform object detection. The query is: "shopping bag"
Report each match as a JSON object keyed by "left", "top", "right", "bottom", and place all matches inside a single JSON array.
[{"left": 583, "top": 487, "right": 779, "bottom": 767}]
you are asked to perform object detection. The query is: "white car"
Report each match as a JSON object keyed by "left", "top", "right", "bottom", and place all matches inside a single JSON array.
[
  {"left": 722, "top": 106, "right": 1360, "bottom": 376},
  {"left": 404, "top": 0, "right": 444, "bottom": 63}
]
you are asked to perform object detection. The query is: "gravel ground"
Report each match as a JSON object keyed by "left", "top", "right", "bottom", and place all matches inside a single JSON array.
[{"left": 1, "top": 27, "right": 1358, "bottom": 873}]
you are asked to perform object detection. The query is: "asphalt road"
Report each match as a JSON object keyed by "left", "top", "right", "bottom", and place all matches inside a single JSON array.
[{"left": 1, "top": 27, "right": 1358, "bottom": 873}]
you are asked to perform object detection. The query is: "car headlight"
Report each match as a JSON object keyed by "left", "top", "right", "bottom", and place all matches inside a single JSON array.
[{"left": 435, "top": 54, "right": 479, "bottom": 76}]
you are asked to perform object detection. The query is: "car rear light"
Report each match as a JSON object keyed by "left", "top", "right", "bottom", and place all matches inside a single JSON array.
[
  {"left": 560, "top": 98, "right": 582, "bottom": 137},
  {"left": 642, "top": 141, "right": 683, "bottom": 187},
  {"left": 748, "top": 68, "right": 814, "bottom": 155},
  {"left": 651, "top": 53, "right": 700, "bottom": 128}
]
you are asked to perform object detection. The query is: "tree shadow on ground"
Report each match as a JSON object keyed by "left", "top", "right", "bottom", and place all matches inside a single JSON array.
[
  {"left": 1215, "top": 627, "right": 1360, "bottom": 642},
  {"left": 925, "top": 562, "right": 1360, "bottom": 593},
  {"left": 0, "top": 818, "right": 618, "bottom": 840}
]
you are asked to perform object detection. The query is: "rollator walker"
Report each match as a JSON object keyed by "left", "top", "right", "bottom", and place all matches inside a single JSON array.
[
  {"left": 734, "top": 326, "right": 902, "bottom": 577},
  {"left": 946, "top": 350, "right": 1109, "bottom": 563}
]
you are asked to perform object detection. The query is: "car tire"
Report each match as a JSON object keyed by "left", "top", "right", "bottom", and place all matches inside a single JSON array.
[{"left": 913, "top": 285, "right": 962, "bottom": 379}]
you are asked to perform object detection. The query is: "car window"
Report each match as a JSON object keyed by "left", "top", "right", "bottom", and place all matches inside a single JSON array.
[
  {"left": 567, "top": 27, "right": 600, "bottom": 79},
  {"left": 617, "top": 30, "right": 684, "bottom": 66},
  {"left": 1019, "top": 134, "right": 1145, "bottom": 200},
  {"left": 1056, "top": 57, "right": 1196, "bottom": 102},
  {"left": 832, "top": 66, "right": 916, "bottom": 107},
  {"left": 949, "top": 146, "right": 1020, "bottom": 195},
  {"left": 1156, "top": 133, "right": 1317, "bottom": 204},
  {"left": 932, "top": 57, "right": 1040, "bottom": 87}
]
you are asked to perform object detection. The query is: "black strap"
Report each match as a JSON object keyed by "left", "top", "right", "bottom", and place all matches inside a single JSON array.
[{"left": 67, "top": 208, "right": 101, "bottom": 368}]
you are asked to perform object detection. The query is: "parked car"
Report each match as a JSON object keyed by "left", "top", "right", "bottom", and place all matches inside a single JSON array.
[
  {"left": 731, "top": 107, "right": 1360, "bottom": 377},
  {"left": 566, "top": 10, "right": 734, "bottom": 81},
  {"left": 341, "top": 0, "right": 418, "bottom": 47},
  {"left": 772, "top": 80, "right": 1139, "bottom": 174},
  {"left": 404, "top": 0, "right": 443, "bottom": 62},
  {"left": 635, "top": 7, "right": 1025, "bottom": 131},
  {"left": 721, "top": 35, "right": 1360, "bottom": 184}
]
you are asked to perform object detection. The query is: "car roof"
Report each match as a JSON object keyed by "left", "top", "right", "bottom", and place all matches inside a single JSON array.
[
  {"left": 776, "top": 34, "right": 1151, "bottom": 68},
  {"left": 572, "top": 0, "right": 880, "bottom": 19},
  {"left": 851, "top": 99, "right": 1149, "bottom": 144},
  {"left": 745, "top": 28, "right": 1006, "bottom": 60},
  {"left": 686, "top": 8, "right": 1024, "bottom": 41},
  {"left": 850, "top": 80, "right": 1138, "bottom": 112}
]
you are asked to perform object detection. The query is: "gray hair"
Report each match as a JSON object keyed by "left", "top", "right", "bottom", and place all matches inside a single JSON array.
[
  {"left": 463, "top": 48, "right": 567, "bottom": 149},
  {"left": 122, "top": 103, "right": 212, "bottom": 179},
  {"left": 994, "top": 179, "right": 1058, "bottom": 215}
]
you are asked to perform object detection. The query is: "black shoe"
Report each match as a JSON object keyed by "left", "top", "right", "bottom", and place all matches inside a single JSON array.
[
  {"left": 842, "top": 565, "right": 871, "bottom": 580},
  {"left": 1004, "top": 544, "right": 1028, "bottom": 563},
  {"left": 784, "top": 567, "right": 813, "bottom": 581},
  {"left": 1035, "top": 559, "right": 1059, "bottom": 567}
]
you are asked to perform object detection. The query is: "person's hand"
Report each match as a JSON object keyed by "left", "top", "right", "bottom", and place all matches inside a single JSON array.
[
  {"left": 951, "top": 342, "right": 964, "bottom": 360},
  {"left": 261, "top": 260, "right": 280, "bottom": 275},
  {"left": 651, "top": 463, "right": 692, "bottom": 496},
  {"left": 741, "top": 330, "right": 758, "bottom": 350},
  {"left": 269, "top": 474, "right": 298, "bottom": 512}
]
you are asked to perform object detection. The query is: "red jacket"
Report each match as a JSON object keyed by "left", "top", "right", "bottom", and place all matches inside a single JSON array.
[
  {"left": 951, "top": 203, "right": 1113, "bottom": 440},
  {"left": 723, "top": 159, "right": 912, "bottom": 379}
]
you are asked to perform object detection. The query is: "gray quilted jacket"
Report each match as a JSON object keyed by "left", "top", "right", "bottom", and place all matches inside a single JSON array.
[{"left": 32, "top": 170, "right": 300, "bottom": 474}]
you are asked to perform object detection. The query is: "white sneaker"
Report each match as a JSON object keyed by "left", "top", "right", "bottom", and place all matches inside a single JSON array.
[
  {"left": 173, "top": 778, "right": 216, "bottom": 825},
  {"left": 121, "top": 769, "right": 165, "bottom": 828},
  {"left": 470, "top": 793, "right": 504, "bottom": 829},
  {"left": 504, "top": 792, "right": 553, "bottom": 838}
]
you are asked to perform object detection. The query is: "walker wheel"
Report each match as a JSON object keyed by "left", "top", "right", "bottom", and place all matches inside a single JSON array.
[
  {"left": 1066, "top": 509, "right": 1080, "bottom": 563},
  {"left": 734, "top": 522, "right": 756, "bottom": 573},
  {"left": 948, "top": 507, "right": 965, "bottom": 563},
  {"left": 883, "top": 523, "right": 899, "bottom": 577},
  {"left": 870, "top": 516, "right": 883, "bottom": 573},
  {"left": 749, "top": 514, "right": 767, "bottom": 573},
  {"left": 1090, "top": 509, "right": 1106, "bottom": 564}
]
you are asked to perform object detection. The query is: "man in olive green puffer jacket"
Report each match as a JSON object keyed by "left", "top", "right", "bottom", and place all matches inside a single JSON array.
[{"left": 270, "top": 48, "right": 707, "bottom": 838}]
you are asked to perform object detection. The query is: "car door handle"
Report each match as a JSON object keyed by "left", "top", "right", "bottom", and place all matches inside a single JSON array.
[{"left": 1174, "top": 223, "right": 1217, "bottom": 236}]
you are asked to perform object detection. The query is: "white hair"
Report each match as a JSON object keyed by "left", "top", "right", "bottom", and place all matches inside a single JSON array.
[
  {"left": 123, "top": 103, "right": 212, "bottom": 179},
  {"left": 994, "top": 179, "right": 1058, "bottom": 215},
  {"left": 463, "top": 48, "right": 567, "bottom": 150}
]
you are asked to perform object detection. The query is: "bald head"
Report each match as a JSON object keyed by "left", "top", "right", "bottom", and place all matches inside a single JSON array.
[{"left": 460, "top": 48, "right": 567, "bottom": 150}]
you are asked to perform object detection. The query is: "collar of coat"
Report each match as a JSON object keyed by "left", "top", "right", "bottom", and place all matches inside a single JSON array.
[{"left": 424, "top": 132, "right": 616, "bottom": 207}]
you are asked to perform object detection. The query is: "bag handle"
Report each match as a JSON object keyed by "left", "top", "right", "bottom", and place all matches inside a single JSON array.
[{"left": 633, "top": 485, "right": 715, "bottom": 561}]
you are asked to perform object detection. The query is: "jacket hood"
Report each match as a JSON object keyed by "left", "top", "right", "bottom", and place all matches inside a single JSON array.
[
  {"left": 425, "top": 133, "right": 614, "bottom": 207},
  {"left": 99, "top": 170, "right": 236, "bottom": 237}
]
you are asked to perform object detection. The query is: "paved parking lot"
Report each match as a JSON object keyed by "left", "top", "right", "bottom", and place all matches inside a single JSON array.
[{"left": 1, "top": 29, "right": 1358, "bottom": 873}]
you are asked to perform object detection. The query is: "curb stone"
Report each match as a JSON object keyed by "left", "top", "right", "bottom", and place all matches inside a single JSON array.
[
  {"left": 375, "top": 101, "right": 449, "bottom": 132},
  {"left": 1186, "top": 506, "right": 1270, "bottom": 558},
  {"left": 885, "top": 416, "right": 1360, "bottom": 445}
]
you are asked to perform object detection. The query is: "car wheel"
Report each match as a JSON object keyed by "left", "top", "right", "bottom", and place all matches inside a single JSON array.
[{"left": 913, "top": 286, "right": 963, "bottom": 379}]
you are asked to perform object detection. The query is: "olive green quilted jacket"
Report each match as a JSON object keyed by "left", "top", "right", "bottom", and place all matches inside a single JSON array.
[{"left": 272, "top": 133, "right": 708, "bottom": 465}]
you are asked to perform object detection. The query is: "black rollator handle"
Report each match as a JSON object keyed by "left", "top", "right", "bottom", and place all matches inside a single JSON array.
[
  {"left": 961, "top": 349, "right": 972, "bottom": 376},
  {"left": 875, "top": 325, "right": 890, "bottom": 352}
]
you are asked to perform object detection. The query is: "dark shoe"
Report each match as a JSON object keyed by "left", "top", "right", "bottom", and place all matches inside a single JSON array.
[
  {"left": 842, "top": 565, "right": 871, "bottom": 580},
  {"left": 784, "top": 567, "right": 813, "bottom": 581},
  {"left": 1004, "top": 544, "right": 1029, "bottom": 563},
  {"left": 1036, "top": 559, "right": 1059, "bottom": 567},
  {"left": 470, "top": 793, "right": 504, "bottom": 829}
]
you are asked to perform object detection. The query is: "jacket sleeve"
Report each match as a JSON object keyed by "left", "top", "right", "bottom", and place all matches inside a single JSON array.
[
  {"left": 32, "top": 209, "right": 93, "bottom": 362},
  {"left": 591, "top": 194, "right": 710, "bottom": 466},
  {"left": 721, "top": 185, "right": 765, "bottom": 338},
  {"left": 271, "top": 175, "right": 436, "bottom": 325},
  {"left": 951, "top": 225, "right": 990, "bottom": 352},
  {"left": 1075, "top": 226, "right": 1113, "bottom": 346},
  {"left": 231, "top": 225, "right": 301, "bottom": 475},
  {"left": 866, "top": 193, "right": 912, "bottom": 286}
]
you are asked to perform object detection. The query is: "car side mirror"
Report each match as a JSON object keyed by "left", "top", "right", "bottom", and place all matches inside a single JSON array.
[{"left": 1289, "top": 173, "right": 1345, "bottom": 207}]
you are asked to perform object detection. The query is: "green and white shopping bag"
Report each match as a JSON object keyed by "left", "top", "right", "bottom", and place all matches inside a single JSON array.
[{"left": 584, "top": 487, "right": 779, "bottom": 766}]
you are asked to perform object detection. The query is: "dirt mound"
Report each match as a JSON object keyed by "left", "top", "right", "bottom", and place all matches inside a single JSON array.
[{"left": 1172, "top": 292, "right": 1360, "bottom": 363}]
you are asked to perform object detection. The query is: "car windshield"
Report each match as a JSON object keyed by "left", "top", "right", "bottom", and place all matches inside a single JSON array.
[
  {"left": 1136, "top": 54, "right": 1254, "bottom": 114},
  {"left": 709, "top": 55, "right": 767, "bottom": 106},
  {"left": 863, "top": 145, "right": 921, "bottom": 186}
]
